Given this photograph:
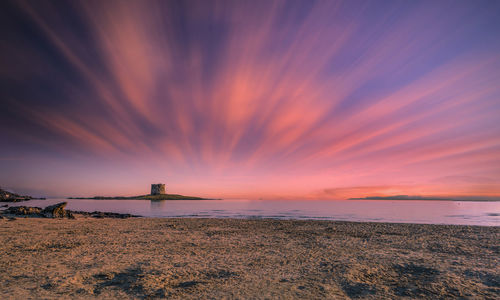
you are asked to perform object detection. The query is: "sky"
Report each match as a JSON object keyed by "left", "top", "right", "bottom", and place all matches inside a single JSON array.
[{"left": 1, "top": 0, "right": 499, "bottom": 199}]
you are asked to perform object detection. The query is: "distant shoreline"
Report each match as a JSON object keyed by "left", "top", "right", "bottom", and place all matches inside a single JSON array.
[
  {"left": 349, "top": 196, "right": 500, "bottom": 202},
  {"left": 67, "top": 194, "right": 209, "bottom": 200}
]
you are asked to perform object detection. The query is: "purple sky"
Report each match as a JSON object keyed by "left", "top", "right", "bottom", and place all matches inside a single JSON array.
[{"left": 1, "top": 0, "right": 499, "bottom": 199}]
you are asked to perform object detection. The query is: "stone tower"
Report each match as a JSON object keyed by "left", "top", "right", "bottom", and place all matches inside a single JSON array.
[{"left": 151, "top": 183, "right": 166, "bottom": 195}]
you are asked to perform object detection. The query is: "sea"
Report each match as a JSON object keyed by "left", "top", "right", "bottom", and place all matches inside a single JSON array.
[{"left": 5, "top": 198, "right": 500, "bottom": 226}]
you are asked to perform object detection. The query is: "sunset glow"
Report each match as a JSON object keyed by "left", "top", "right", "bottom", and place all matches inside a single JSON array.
[{"left": 1, "top": 0, "right": 499, "bottom": 199}]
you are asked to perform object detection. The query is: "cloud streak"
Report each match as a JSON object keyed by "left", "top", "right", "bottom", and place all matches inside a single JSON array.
[{"left": 1, "top": 0, "right": 499, "bottom": 198}]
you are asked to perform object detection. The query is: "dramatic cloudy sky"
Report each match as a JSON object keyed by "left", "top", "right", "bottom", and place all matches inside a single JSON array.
[{"left": 1, "top": 0, "right": 499, "bottom": 198}]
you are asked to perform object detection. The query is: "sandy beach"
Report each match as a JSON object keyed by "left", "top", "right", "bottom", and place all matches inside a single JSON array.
[{"left": 0, "top": 217, "right": 498, "bottom": 299}]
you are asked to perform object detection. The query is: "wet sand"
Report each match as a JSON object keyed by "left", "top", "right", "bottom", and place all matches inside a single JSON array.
[{"left": 0, "top": 218, "right": 498, "bottom": 299}]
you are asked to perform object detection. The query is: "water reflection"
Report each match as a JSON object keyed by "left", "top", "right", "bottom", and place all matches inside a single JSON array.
[
  {"left": 150, "top": 200, "right": 166, "bottom": 210},
  {"left": 4, "top": 199, "right": 500, "bottom": 226}
]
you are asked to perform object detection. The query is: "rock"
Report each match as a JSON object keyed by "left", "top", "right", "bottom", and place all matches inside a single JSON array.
[
  {"left": 0, "top": 188, "right": 33, "bottom": 202},
  {"left": 41, "top": 202, "right": 74, "bottom": 219},
  {"left": 1, "top": 202, "right": 136, "bottom": 219},
  {"left": 70, "top": 210, "right": 138, "bottom": 219},
  {"left": 4, "top": 206, "right": 42, "bottom": 215},
  {"left": 3, "top": 203, "right": 75, "bottom": 219},
  {"left": 93, "top": 212, "right": 135, "bottom": 219}
]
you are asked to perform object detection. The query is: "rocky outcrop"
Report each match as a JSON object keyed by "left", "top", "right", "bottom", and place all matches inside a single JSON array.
[
  {"left": 71, "top": 211, "right": 137, "bottom": 219},
  {"left": 3, "top": 202, "right": 75, "bottom": 219},
  {"left": 3, "top": 202, "right": 74, "bottom": 219},
  {"left": 1, "top": 202, "right": 139, "bottom": 219},
  {"left": 42, "top": 202, "right": 74, "bottom": 218},
  {"left": 4, "top": 206, "right": 42, "bottom": 215},
  {"left": 0, "top": 189, "right": 31, "bottom": 202},
  {"left": 0, "top": 188, "right": 45, "bottom": 202}
]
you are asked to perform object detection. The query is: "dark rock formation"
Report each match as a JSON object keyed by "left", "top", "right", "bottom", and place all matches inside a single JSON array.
[
  {"left": 0, "top": 188, "right": 45, "bottom": 202},
  {"left": 0, "top": 188, "right": 31, "bottom": 202},
  {"left": 3, "top": 202, "right": 74, "bottom": 219},
  {"left": 71, "top": 210, "right": 138, "bottom": 219},
  {"left": 41, "top": 202, "right": 73, "bottom": 218},
  {"left": 4, "top": 206, "right": 41, "bottom": 215},
  {"left": 1, "top": 202, "right": 139, "bottom": 219}
]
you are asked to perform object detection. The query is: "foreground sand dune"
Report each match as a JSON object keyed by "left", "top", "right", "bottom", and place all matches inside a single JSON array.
[{"left": 0, "top": 218, "right": 498, "bottom": 299}]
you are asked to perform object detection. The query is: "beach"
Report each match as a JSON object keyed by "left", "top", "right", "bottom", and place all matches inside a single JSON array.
[{"left": 0, "top": 217, "right": 498, "bottom": 299}]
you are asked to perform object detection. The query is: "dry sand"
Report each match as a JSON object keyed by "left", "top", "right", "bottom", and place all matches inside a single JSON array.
[{"left": 0, "top": 217, "right": 498, "bottom": 299}]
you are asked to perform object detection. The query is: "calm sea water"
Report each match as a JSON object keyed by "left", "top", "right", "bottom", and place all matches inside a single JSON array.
[{"left": 5, "top": 198, "right": 500, "bottom": 226}]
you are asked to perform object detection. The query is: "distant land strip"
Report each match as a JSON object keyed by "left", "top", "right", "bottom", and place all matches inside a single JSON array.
[
  {"left": 68, "top": 194, "right": 208, "bottom": 200},
  {"left": 349, "top": 195, "right": 500, "bottom": 201}
]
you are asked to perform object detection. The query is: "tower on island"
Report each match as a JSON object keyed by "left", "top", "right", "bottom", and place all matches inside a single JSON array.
[{"left": 151, "top": 183, "right": 166, "bottom": 195}]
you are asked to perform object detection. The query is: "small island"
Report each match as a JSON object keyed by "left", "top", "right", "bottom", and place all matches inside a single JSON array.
[{"left": 68, "top": 183, "right": 208, "bottom": 200}]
